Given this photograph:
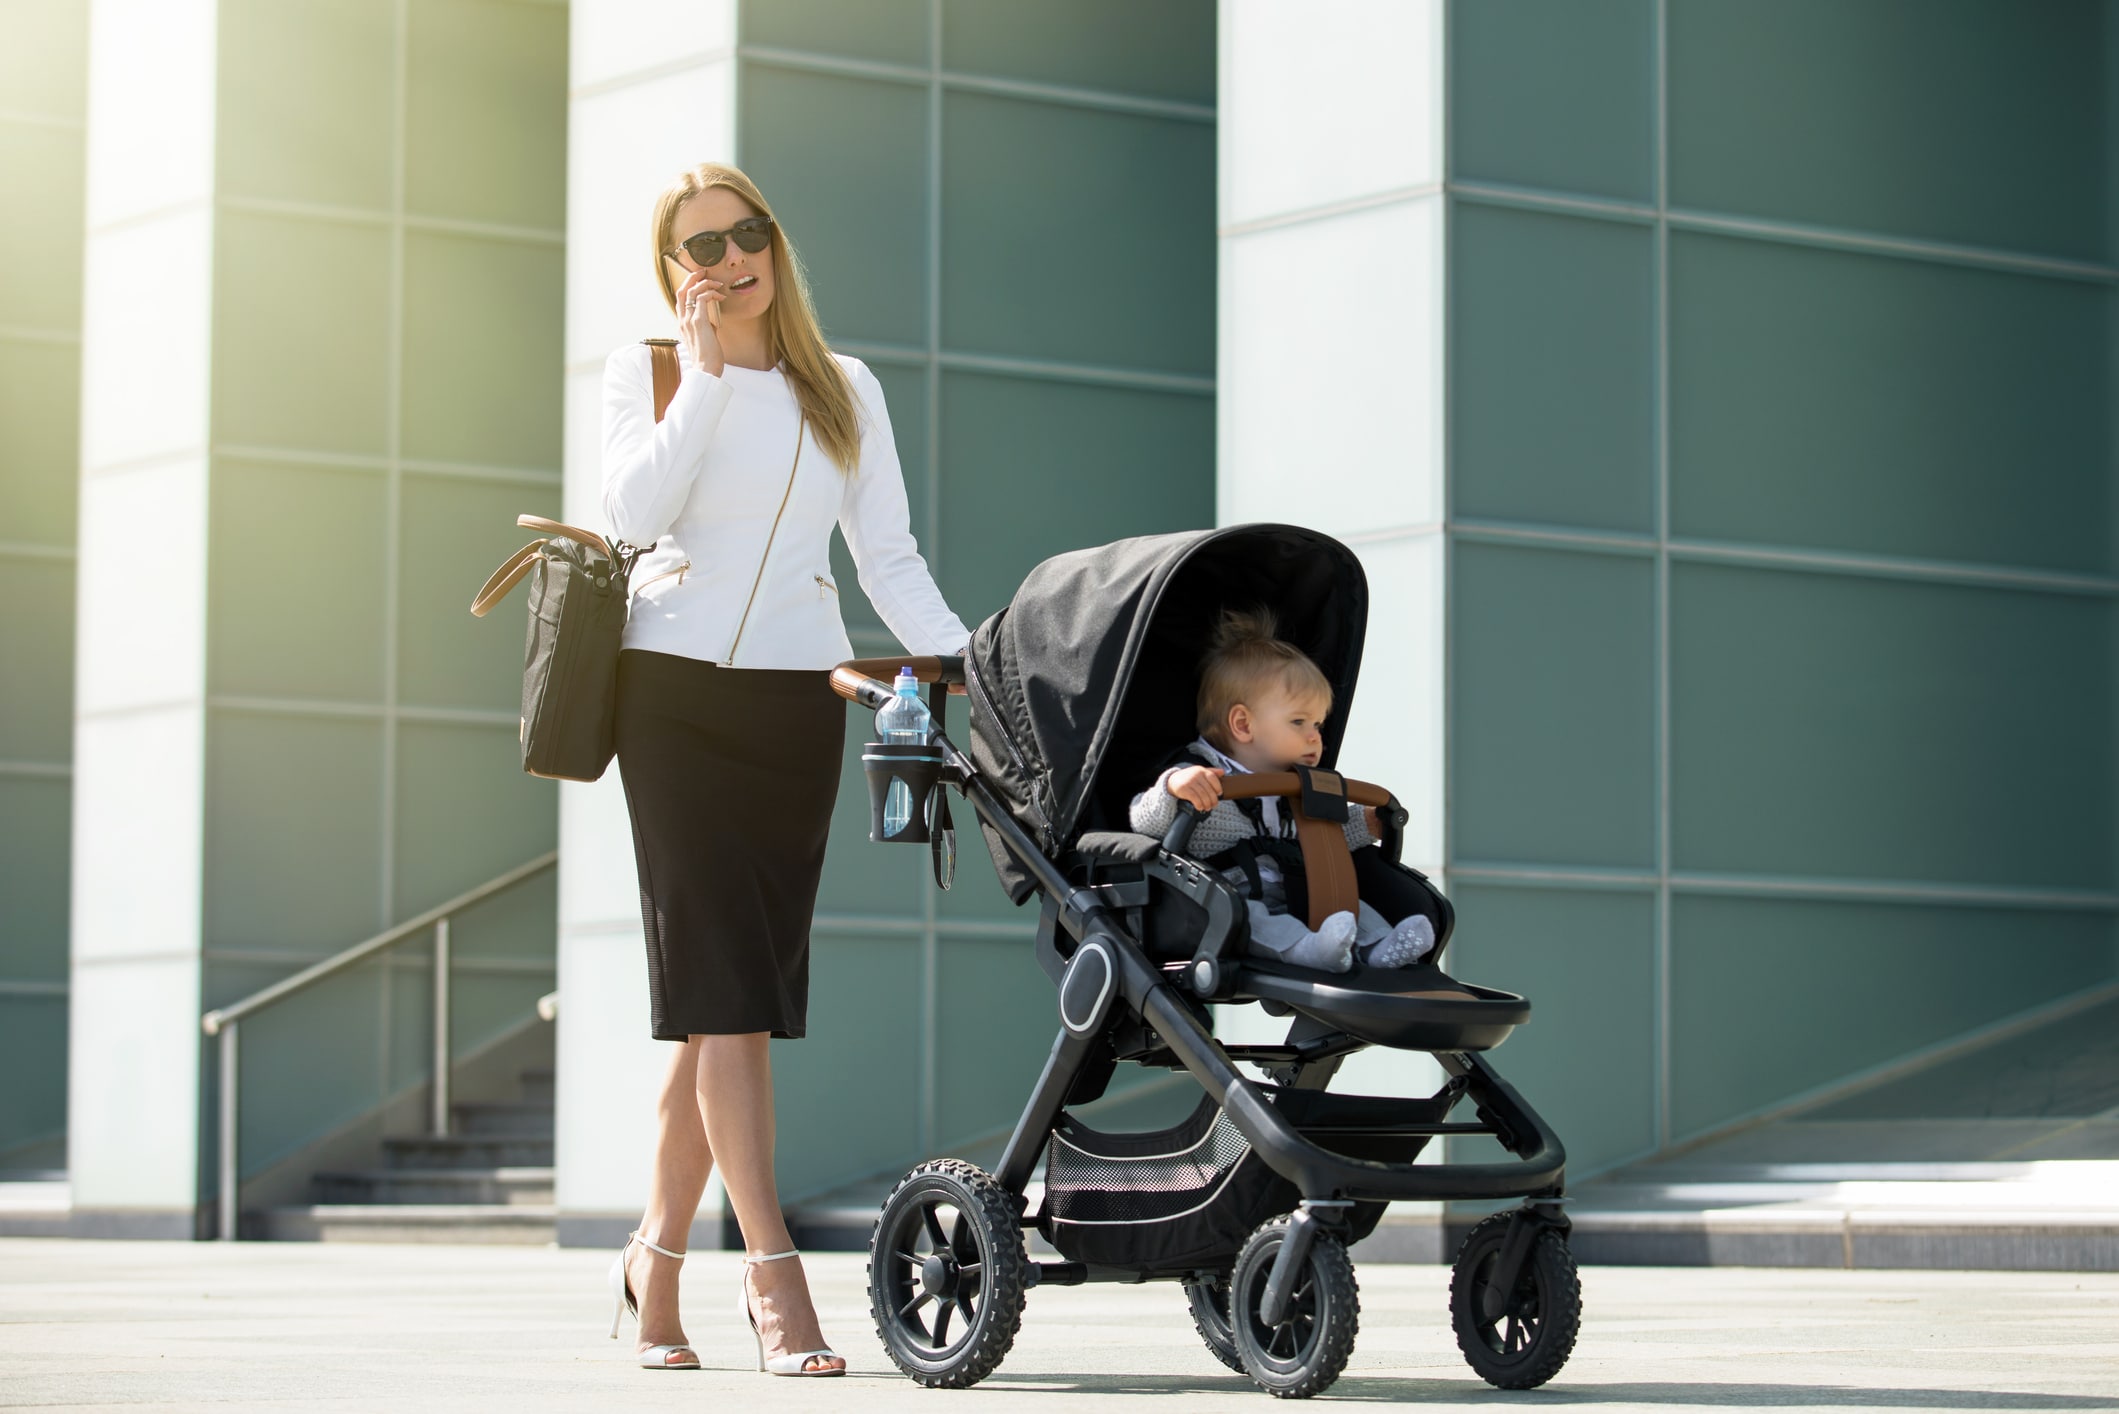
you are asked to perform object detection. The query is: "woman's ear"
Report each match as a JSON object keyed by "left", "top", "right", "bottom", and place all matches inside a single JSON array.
[{"left": 1227, "top": 703, "right": 1255, "bottom": 744}]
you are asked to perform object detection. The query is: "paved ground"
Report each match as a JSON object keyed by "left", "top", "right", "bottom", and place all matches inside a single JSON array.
[{"left": 2, "top": 1240, "right": 2116, "bottom": 1411}]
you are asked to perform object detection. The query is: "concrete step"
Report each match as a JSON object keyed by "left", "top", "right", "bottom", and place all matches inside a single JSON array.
[
  {"left": 311, "top": 1166, "right": 554, "bottom": 1206},
  {"left": 450, "top": 1101, "right": 552, "bottom": 1136},
  {"left": 253, "top": 1203, "right": 557, "bottom": 1244},
  {"left": 517, "top": 1068, "right": 553, "bottom": 1105},
  {"left": 383, "top": 1134, "right": 553, "bottom": 1170}
]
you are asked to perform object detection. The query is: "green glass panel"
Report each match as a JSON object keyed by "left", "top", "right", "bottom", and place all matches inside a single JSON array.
[
  {"left": 1670, "top": 232, "right": 2113, "bottom": 574},
  {"left": 0, "top": 0, "right": 88, "bottom": 118},
  {"left": 1448, "top": 0, "right": 1653, "bottom": 201},
  {"left": 0, "top": 776, "right": 70, "bottom": 983},
  {"left": 942, "top": 0, "right": 1214, "bottom": 104},
  {"left": 740, "top": 0, "right": 930, "bottom": 68},
  {"left": 404, "top": 0, "right": 567, "bottom": 230},
  {"left": 934, "top": 799, "right": 1037, "bottom": 926},
  {"left": 937, "top": 371, "right": 1212, "bottom": 626},
  {"left": 397, "top": 471, "right": 558, "bottom": 710},
  {"left": 1671, "top": 562, "right": 2114, "bottom": 889},
  {"left": 216, "top": 0, "right": 394, "bottom": 212},
  {"left": 0, "top": 338, "right": 80, "bottom": 545},
  {"left": 1446, "top": 884, "right": 1657, "bottom": 1176},
  {"left": 1669, "top": 893, "right": 2116, "bottom": 1139},
  {"left": 210, "top": 955, "right": 385, "bottom": 1174},
  {"left": 1808, "top": 995, "right": 2119, "bottom": 1121},
  {"left": 935, "top": 935, "right": 1059, "bottom": 1149},
  {"left": 1450, "top": 542, "right": 1655, "bottom": 868},
  {"left": 941, "top": 92, "right": 1213, "bottom": 375},
  {"left": 0, "top": 995, "right": 68, "bottom": 1156},
  {"left": 0, "top": 124, "right": 85, "bottom": 330},
  {"left": 205, "top": 709, "right": 385, "bottom": 954},
  {"left": 213, "top": 210, "right": 391, "bottom": 456},
  {"left": 1668, "top": 0, "right": 2108, "bottom": 260},
  {"left": 739, "top": 67, "right": 929, "bottom": 349},
  {"left": 0, "top": 558, "right": 72, "bottom": 763},
  {"left": 770, "top": 933, "right": 923, "bottom": 1198},
  {"left": 400, "top": 231, "right": 564, "bottom": 468},
  {"left": 208, "top": 459, "right": 387, "bottom": 702},
  {"left": 829, "top": 358, "right": 930, "bottom": 638},
  {"left": 392, "top": 721, "right": 555, "bottom": 919},
  {"left": 1450, "top": 203, "right": 1655, "bottom": 533},
  {"left": 434, "top": 874, "right": 557, "bottom": 969}
]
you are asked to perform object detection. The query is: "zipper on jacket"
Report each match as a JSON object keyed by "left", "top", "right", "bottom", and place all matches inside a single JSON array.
[
  {"left": 722, "top": 423, "right": 805, "bottom": 665},
  {"left": 814, "top": 574, "right": 837, "bottom": 599},
  {"left": 630, "top": 559, "right": 689, "bottom": 603},
  {"left": 965, "top": 653, "right": 1052, "bottom": 843}
]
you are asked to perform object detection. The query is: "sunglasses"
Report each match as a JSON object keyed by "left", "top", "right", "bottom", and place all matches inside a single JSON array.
[{"left": 666, "top": 216, "right": 773, "bottom": 268}]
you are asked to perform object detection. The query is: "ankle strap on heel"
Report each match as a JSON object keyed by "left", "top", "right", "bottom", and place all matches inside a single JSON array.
[
  {"left": 744, "top": 1249, "right": 800, "bottom": 1266},
  {"left": 630, "top": 1230, "right": 687, "bottom": 1261}
]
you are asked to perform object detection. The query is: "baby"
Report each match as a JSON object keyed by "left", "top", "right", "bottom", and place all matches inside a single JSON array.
[{"left": 1127, "top": 609, "right": 1435, "bottom": 974}]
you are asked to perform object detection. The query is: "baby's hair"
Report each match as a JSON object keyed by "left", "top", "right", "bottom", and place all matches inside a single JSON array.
[{"left": 1196, "top": 607, "right": 1333, "bottom": 747}]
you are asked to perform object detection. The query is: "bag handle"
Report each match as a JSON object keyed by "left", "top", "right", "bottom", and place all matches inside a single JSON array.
[
  {"left": 470, "top": 540, "right": 545, "bottom": 618},
  {"left": 516, "top": 514, "right": 613, "bottom": 559},
  {"left": 644, "top": 337, "right": 680, "bottom": 422}
]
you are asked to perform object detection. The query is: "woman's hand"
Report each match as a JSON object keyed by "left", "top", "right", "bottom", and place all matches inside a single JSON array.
[
  {"left": 675, "top": 270, "right": 726, "bottom": 377},
  {"left": 1166, "top": 765, "right": 1225, "bottom": 813}
]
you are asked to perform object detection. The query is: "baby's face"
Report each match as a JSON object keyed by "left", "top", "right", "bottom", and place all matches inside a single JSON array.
[{"left": 1227, "top": 688, "right": 1329, "bottom": 774}]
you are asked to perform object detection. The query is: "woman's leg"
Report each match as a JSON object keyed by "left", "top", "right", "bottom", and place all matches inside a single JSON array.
[
  {"left": 697, "top": 1032, "right": 845, "bottom": 1372},
  {"left": 628, "top": 1037, "right": 713, "bottom": 1357}
]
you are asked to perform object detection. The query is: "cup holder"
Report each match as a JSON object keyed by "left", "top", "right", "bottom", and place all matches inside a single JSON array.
[{"left": 862, "top": 741, "right": 943, "bottom": 843}]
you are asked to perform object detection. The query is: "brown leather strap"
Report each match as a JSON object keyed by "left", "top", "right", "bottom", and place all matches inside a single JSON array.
[
  {"left": 469, "top": 540, "right": 544, "bottom": 617},
  {"left": 1295, "top": 812, "right": 1361, "bottom": 930},
  {"left": 645, "top": 338, "right": 680, "bottom": 423},
  {"left": 516, "top": 515, "right": 612, "bottom": 559},
  {"left": 1219, "top": 772, "right": 1392, "bottom": 809}
]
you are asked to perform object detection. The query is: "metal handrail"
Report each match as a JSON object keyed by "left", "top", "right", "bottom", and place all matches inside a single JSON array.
[{"left": 199, "top": 849, "right": 559, "bottom": 1241}]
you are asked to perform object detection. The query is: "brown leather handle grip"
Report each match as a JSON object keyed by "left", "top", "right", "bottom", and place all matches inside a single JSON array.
[
  {"left": 469, "top": 540, "right": 544, "bottom": 618},
  {"left": 1217, "top": 771, "right": 1392, "bottom": 809},
  {"left": 516, "top": 515, "right": 613, "bottom": 559},
  {"left": 830, "top": 655, "right": 965, "bottom": 707}
]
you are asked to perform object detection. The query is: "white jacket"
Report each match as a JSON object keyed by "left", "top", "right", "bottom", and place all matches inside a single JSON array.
[{"left": 601, "top": 340, "right": 969, "bottom": 669}]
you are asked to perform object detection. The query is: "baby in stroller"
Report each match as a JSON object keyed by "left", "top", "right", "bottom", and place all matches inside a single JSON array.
[{"left": 1127, "top": 608, "right": 1436, "bottom": 974}]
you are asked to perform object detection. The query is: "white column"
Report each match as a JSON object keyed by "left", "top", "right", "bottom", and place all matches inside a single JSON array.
[
  {"left": 66, "top": 0, "right": 219, "bottom": 1234},
  {"left": 554, "top": 0, "right": 738, "bottom": 1249},
  {"left": 1216, "top": 0, "right": 1448, "bottom": 1254}
]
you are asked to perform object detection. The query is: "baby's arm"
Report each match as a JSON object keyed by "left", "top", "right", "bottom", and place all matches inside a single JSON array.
[
  {"left": 1127, "top": 765, "right": 1224, "bottom": 837},
  {"left": 1342, "top": 804, "right": 1379, "bottom": 850}
]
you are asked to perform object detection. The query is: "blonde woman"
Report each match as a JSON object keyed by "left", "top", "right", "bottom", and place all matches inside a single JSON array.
[{"left": 599, "top": 163, "right": 969, "bottom": 1375}]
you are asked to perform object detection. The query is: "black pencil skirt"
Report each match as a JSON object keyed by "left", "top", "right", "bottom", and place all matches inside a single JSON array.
[{"left": 613, "top": 649, "right": 845, "bottom": 1040}]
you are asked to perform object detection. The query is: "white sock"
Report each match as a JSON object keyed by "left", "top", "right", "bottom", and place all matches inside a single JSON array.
[
  {"left": 1361, "top": 914, "right": 1435, "bottom": 969},
  {"left": 1277, "top": 910, "right": 1357, "bottom": 974}
]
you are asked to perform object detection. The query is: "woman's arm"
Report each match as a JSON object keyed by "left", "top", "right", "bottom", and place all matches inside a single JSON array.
[
  {"left": 599, "top": 344, "right": 735, "bottom": 548},
  {"left": 837, "top": 359, "right": 971, "bottom": 654}
]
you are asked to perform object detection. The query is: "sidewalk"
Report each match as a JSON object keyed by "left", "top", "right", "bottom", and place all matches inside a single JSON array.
[{"left": 3, "top": 1239, "right": 2114, "bottom": 1412}]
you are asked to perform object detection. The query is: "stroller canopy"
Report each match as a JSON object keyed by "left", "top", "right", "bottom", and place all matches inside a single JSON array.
[{"left": 964, "top": 524, "right": 1369, "bottom": 901}]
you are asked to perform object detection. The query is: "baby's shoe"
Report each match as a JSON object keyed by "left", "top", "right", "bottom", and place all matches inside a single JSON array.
[
  {"left": 1361, "top": 915, "right": 1435, "bottom": 969},
  {"left": 1281, "top": 911, "right": 1358, "bottom": 973}
]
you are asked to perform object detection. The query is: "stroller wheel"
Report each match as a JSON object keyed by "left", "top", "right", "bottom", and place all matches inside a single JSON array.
[
  {"left": 1448, "top": 1210, "right": 1581, "bottom": 1390},
  {"left": 867, "top": 1158, "right": 1029, "bottom": 1389},
  {"left": 1181, "top": 1272, "right": 1243, "bottom": 1373},
  {"left": 1229, "top": 1217, "right": 1359, "bottom": 1399}
]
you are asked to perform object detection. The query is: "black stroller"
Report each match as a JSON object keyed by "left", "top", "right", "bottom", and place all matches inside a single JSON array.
[{"left": 833, "top": 524, "right": 1579, "bottom": 1398}]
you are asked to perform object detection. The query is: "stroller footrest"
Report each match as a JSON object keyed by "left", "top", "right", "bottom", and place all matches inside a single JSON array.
[{"left": 1230, "top": 962, "right": 1529, "bottom": 1052}]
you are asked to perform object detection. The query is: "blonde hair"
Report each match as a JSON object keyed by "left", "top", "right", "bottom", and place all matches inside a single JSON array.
[
  {"left": 1197, "top": 608, "right": 1333, "bottom": 747},
  {"left": 650, "top": 162, "right": 861, "bottom": 472}
]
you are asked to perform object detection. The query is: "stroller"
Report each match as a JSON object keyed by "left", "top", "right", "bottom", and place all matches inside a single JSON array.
[{"left": 833, "top": 524, "right": 1579, "bottom": 1398}]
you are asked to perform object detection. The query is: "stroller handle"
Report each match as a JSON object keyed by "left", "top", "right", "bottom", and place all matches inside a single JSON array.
[
  {"left": 1163, "top": 772, "right": 1404, "bottom": 857},
  {"left": 830, "top": 655, "right": 965, "bottom": 709}
]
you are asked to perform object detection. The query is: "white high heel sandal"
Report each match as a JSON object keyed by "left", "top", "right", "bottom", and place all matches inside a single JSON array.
[
  {"left": 607, "top": 1230, "right": 700, "bottom": 1370},
  {"left": 739, "top": 1250, "right": 845, "bottom": 1376}
]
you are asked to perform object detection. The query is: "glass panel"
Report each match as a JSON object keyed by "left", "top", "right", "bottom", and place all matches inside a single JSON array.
[
  {"left": 1446, "top": 883, "right": 1658, "bottom": 1176},
  {"left": 937, "top": 370, "right": 1213, "bottom": 627},
  {"left": 1448, "top": 0, "right": 1653, "bottom": 202},
  {"left": 1669, "top": 0, "right": 2109, "bottom": 260},
  {"left": 400, "top": 230, "right": 564, "bottom": 468},
  {"left": 934, "top": 788, "right": 1038, "bottom": 927},
  {"left": 0, "top": 558, "right": 74, "bottom": 762},
  {"left": 216, "top": 0, "right": 394, "bottom": 212},
  {"left": 1670, "top": 231, "right": 2113, "bottom": 574},
  {"left": 1451, "top": 202, "right": 1655, "bottom": 533},
  {"left": 214, "top": 955, "right": 385, "bottom": 1173},
  {"left": 740, "top": 0, "right": 930, "bottom": 68},
  {"left": 0, "top": 777, "right": 70, "bottom": 982},
  {"left": 397, "top": 471, "right": 560, "bottom": 711},
  {"left": 739, "top": 66, "right": 930, "bottom": 349},
  {"left": 770, "top": 933, "right": 923, "bottom": 1198},
  {"left": 0, "top": 995, "right": 68, "bottom": 1157},
  {"left": 941, "top": 91, "right": 1214, "bottom": 375},
  {"left": 934, "top": 935, "right": 1059, "bottom": 1149},
  {"left": 0, "top": 0, "right": 88, "bottom": 118},
  {"left": 405, "top": 0, "right": 567, "bottom": 229},
  {"left": 1671, "top": 562, "right": 2115, "bottom": 890},
  {"left": 1669, "top": 892, "right": 2116, "bottom": 1139},
  {"left": 1450, "top": 542, "right": 1656, "bottom": 868},
  {"left": 208, "top": 458, "right": 387, "bottom": 703},
  {"left": 830, "top": 357, "right": 930, "bottom": 638},
  {"left": 393, "top": 720, "right": 556, "bottom": 919},
  {"left": 213, "top": 210, "right": 392, "bottom": 456},
  {"left": 204, "top": 709, "right": 385, "bottom": 953},
  {"left": 0, "top": 338, "right": 80, "bottom": 545},
  {"left": 942, "top": 0, "right": 1214, "bottom": 104},
  {"left": 0, "top": 124, "right": 86, "bottom": 330}
]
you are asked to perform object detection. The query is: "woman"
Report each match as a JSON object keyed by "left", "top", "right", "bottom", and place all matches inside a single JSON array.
[{"left": 600, "top": 162, "right": 969, "bottom": 1375}]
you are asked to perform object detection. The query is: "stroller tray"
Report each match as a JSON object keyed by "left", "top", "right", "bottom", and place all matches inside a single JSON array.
[{"left": 1229, "top": 961, "right": 1528, "bottom": 1052}]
